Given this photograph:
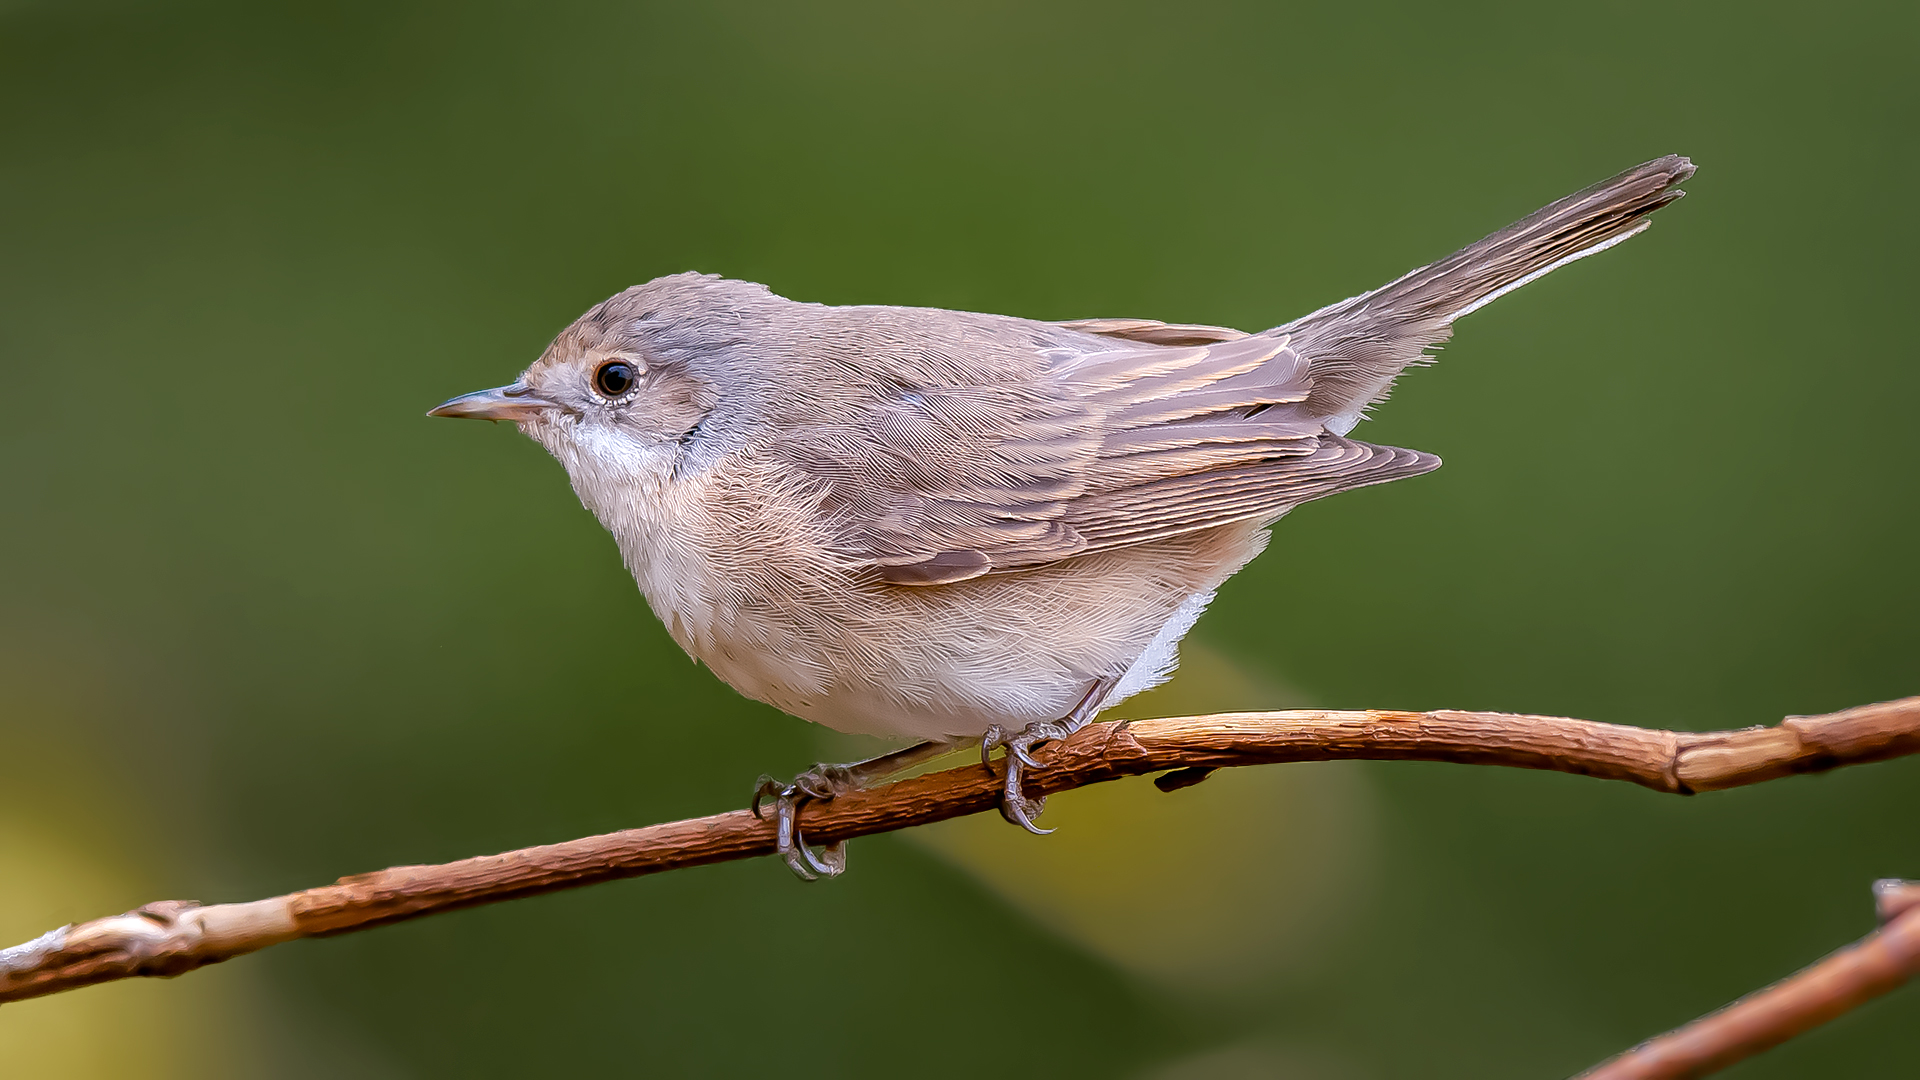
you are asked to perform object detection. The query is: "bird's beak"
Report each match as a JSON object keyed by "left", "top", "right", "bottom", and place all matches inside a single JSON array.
[{"left": 427, "top": 383, "right": 557, "bottom": 422}]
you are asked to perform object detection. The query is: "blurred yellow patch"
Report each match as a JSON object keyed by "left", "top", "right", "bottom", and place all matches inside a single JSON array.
[
  {"left": 0, "top": 672, "right": 263, "bottom": 1080},
  {"left": 0, "top": 815, "right": 235, "bottom": 1080}
]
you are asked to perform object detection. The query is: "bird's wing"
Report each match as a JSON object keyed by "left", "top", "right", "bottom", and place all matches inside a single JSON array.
[
  {"left": 780, "top": 326, "right": 1434, "bottom": 585},
  {"left": 779, "top": 368, "right": 1102, "bottom": 586},
  {"left": 775, "top": 155, "right": 1693, "bottom": 585},
  {"left": 1040, "top": 330, "right": 1436, "bottom": 559}
]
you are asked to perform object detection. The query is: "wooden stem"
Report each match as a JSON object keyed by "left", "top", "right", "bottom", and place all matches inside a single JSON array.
[
  {"left": 3, "top": 696, "right": 1916, "bottom": 1078},
  {"left": 1580, "top": 879, "right": 1920, "bottom": 1079}
]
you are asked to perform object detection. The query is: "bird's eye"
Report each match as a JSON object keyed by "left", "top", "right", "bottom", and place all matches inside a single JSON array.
[{"left": 593, "top": 360, "right": 638, "bottom": 399}]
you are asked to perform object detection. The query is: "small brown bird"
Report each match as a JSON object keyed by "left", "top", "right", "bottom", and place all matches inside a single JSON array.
[{"left": 432, "top": 156, "right": 1694, "bottom": 877}]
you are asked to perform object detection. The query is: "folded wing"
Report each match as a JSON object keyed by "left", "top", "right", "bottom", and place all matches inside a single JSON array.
[
  {"left": 791, "top": 327, "right": 1433, "bottom": 585},
  {"left": 787, "top": 156, "right": 1693, "bottom": 585}
]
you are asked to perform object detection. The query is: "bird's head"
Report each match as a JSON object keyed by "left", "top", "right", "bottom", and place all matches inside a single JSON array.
[{"left": 429, "top": 274, "right": 766, "bottom": 495}]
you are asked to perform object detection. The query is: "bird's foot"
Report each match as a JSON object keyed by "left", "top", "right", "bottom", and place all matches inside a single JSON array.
[
  {"left": 747, "top": 739, "right": 960, "bottom": 881},
  {"left": 980, "top": 678, "right": 1117, "bottom": 834},
  {"left": 751, "top": 765, "right": 855, "bottom": 881},
  {"left": 980, "top": 718, "right": 1080, "bottom": 834}
]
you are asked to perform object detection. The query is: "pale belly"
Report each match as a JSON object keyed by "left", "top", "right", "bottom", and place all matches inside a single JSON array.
[{"left": 643, "top": 523, "right": 1272, "bottom": 742}]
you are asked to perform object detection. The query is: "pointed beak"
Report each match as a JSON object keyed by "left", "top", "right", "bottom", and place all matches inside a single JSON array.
[{"left": 427, "top": 383, "right": 558, "bottom": 422}]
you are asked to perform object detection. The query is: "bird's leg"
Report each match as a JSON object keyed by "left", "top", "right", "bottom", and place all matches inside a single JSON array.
[
  {"left": 980, "top": 676, "right": 1119, "bottom": 835},
  {"left": 751, "top": 738, "right": 964, "bottom": 881}
]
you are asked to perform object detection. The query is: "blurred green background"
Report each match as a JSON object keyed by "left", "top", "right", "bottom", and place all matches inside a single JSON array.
[{"left": 2, "top": 1, "right": 1915, "bottom": 1076}]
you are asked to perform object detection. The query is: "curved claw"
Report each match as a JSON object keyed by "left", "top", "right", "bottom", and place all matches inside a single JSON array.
[
  {"left": 793, "top": 813, "right": 848, "bottom": 877},
  {"left": 770, "top": 791, "right": 817, "bottom": 881},
  {"left": 1000, "top": 791, "right": 1054, "bottom": 835},
  {"left": 781, "top": 849, "right": 821, "bottom": 880},
  {"left": 992, "top": 749, "right": 1055, "bottom": 835},
  {"left": 750, "top": 775, "right": 782, "bottom": 821},
  {"left": 980, "top": 725, "right": 1007, "bottom": 769}
]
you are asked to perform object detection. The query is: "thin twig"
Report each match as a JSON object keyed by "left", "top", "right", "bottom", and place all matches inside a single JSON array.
[
  {"left": 1, "top": 697, "right": 1915, "bottom": 1019},
  {"left": 1580, "top": 879, "right": 1920, "bottom": 1079}
]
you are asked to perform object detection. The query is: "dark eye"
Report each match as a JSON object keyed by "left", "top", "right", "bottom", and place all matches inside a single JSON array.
[{"left": 593, "top": 360, "right": 637, "bottom": 398}]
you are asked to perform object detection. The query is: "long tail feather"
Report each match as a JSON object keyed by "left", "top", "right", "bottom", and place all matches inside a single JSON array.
[{"left": 1284, "top": 155, "right": 1695, "bottom": 433}]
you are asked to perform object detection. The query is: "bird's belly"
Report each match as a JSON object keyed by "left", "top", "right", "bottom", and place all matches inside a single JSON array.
[
  {"left": 654, "top": 523, "right": 1272, "bottom": 742},
  {"left": 682, "top": 591, "right": 1099, "bottom": 741}
]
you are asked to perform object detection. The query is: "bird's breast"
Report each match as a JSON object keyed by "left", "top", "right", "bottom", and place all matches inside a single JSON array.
[{"left": 596, "top": 450, "right": 861, "bottom": 705}]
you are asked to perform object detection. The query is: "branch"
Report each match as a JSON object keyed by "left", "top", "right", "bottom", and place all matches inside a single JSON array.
[
  {"left": 1580, "top": 879, "right": 1920, "bottom": 1079},
  {"left": 3, "top": 696, "right": 1916, "bottom": 1023}
]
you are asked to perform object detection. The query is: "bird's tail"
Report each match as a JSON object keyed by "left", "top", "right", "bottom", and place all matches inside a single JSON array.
[{"left": 1284, "top": 155, "right": 1695, "bottom": 434}]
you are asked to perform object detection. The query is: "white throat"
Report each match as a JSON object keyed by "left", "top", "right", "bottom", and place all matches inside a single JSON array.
[{"left": 530, "top": 419, "right": 694, "bottom": 621}]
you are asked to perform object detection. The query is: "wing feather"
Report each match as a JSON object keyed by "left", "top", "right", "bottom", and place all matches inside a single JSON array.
[{"left": 786, "top": 325, "right": 1433, "bottom": 585}]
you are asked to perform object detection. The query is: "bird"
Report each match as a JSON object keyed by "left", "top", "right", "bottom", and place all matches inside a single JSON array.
[{"left": 431, "top": 155, "right": 1695, "bottom": 878}]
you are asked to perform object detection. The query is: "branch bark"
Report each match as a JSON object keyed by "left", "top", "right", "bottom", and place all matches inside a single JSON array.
[
  {"left": 3, "top": 695, "right": 1916, "bottom": 1078},
  {"left": 1580, "top": 878, "right": 1920, "bottom": 1080}
]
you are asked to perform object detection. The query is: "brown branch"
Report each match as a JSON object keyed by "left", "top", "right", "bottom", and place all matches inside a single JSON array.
[
  {"left": 1580, "top": 878, "right": 1920, "bottom": 1079},
  {"left": 2, "top": 695, "right": 1916, "bottom": 1036}
]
